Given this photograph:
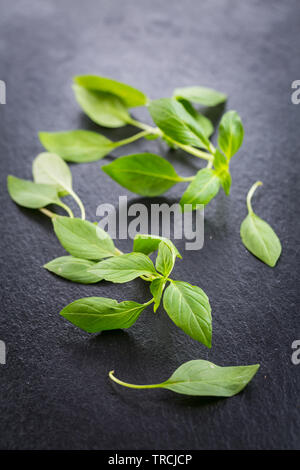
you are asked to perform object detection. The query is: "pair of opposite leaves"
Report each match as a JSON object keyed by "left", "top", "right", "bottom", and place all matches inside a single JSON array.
[{"left": 45, "top": 217, "right": 259, "bottom": 399}]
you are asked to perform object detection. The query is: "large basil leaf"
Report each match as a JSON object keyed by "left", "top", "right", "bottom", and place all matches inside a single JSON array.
[
  {"left": 7, "top": 175, "right": 60, "bottom": 209},
  {"left": 173, "top": 86, "right": 227, "bottom": 106},
  {"left": 180, "top": 168, "right": 220, "bottom": 210},
  {"left": 44, "top": 256, "right": 102, "bottom": 284}
]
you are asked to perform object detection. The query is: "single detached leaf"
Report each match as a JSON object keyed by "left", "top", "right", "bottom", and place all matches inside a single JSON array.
[
  {"left": 7, "top": 175, "right": 60, "bottom": 209},
  {"left": 32, "top": 152, "right": 72, "bottom": 196},
  {"left": 218, "top": 110, "right": 244, "bottom": 159},
  {"left": 53, "top": 216, "right": 116, "bottom": 260},
  {"left": 44, "top": 256, "right": 102, "bottom": 284},
  {"left": 150, "top": 278, "right": 166, "bottom": 312},
  {"left": 179, "top": 99, "right": 214, "bottom": 137},
  {"left": 173, "top": 86, "right": 227, "bottom": 106},
  {"left": 73, "top": 84, "right": 130, "bottom": 128},
  {"left": 148, "top": 98, "right": 211, "bottom": 150},
  {"left": 88, "top": 252, "right": 157, "bottom": 283},
  {"left": 39, "top": 130, "right": 115, "bottom": 163},
  {"left": 133, "top": 234, "right": 182, "bottom": 259},
  {"left": 163, "top": 281, "right": 212, "bottom": 347},
  {"left": 180, "top": 168, "right": 220, "bottom": 211},
  {"left": 240, "top": 182, "right": 281, "bottom": 267},
  {"left": 155, "top": 241, "right": 176, "bottom": 277},
  {"left": 60, "top": 297, "right": 146, "bottom": 333},
  {"left": 109, "top": 360, "right": 260, "bottom": 397},
  {"left": 74, "top": 75, "right": 148, "bottom": 108},
  {"left": 102, "top": 153, "right": 181, "bottom": 196}
]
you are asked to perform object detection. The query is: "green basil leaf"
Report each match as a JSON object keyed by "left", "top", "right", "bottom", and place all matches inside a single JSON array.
[
  {"left": 148, "top": 98, "right": 211, "bottom": 150},
  {"left": 180, "top": 168, "right": 220, "bottom": 210},
  {"left": 213, "top": 148, "right": 228, "bottom": 169},
  {"left": 218, "top": 110, "right": 244, "bottom": 159},
  {"left": 150, "top": 278, "right": 166, "bottom": 312},
  {"left": 178, "top": 99, "right": 214, "bottom": 137},
  {"left": 162, "top": 360, "right": 259, "bottom": 396},
  {"left": 240, "top": 182, "right": 281, "bottom": 267},
  {"left": 216, "top": 168, "right": 231, "bottom": 196},
  {"left": 7, "top": 175, "right": 60, "bottom": 209},
  {"left": 74, "top": 75, "right": 148, "bottom": 108},
  {"left": 163, "top": 281, "right": 212, "bottom": 347},
  {"left": 102, "top": 153, "right": 181, "bottom": 196},
  {"left": 60, "top": 297, "right": 145, "bottom": 333},
  {"left": 155, "top": 241, "right": 175, "bottom": 277},
  {"left": 39, "top": 130, "right": 115, "bottom": 163},
  {"left": 44, "top": 256, "right": 102, "bottom": 284},
  {"left": 73, "top": 84, "right": 130, "bottom": 128},
  {"left": 133, "top": 234, "right": 182, "bottom": 259},
  {"left": 173, "top": 86, "right": 227, "bottom": 106},
  {"left": 88, "top": 252, "right": 157, "bottom": 283},
  {"left": 32, "top": 152, "right": 72, "bottom": 197},
  {"left": 53, "top": 216, "right": 116, "bottom": 260}
]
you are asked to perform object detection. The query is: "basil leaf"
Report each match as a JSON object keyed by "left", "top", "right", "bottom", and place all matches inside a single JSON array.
[
  {"left": 39, "top": 130, "right": 115, "bottom": 163},
  {"left": 88, "top": 252, "right": 157, "bottom": 283},
  {"left": 60, "top": 297, "right": 145, "bottom": 333},
  {"left": 173, "top": 86, "right": 227, "bottom": 106},
  {"left": 155, "top": 241, "right": 176, "bottom": 277},
  {"left": 133, "top": 234, "right": 182, "bottom": 259},
  {"left": 53, "top": 216, "right": 116, "bottom": 260},
  {"left": 180, "top": 168, "right": 220, "bottom": 210},
  {"left": 44, "top": 256, "right": 102, "bottom": 284},
  {"left": 240, "top": 182, "right": 281, "bottom": 267},
  {"left": 148, "top": 98, "right": 211, "bottom": 150},
  {"left": 150, "top": 278, "right": 166, "bottom": 312},
  {"left": 163, "top": 281, "right": 212, "bottom": 347},
  {"left": 218, "top": 110, "right": 244, "bottom": 159},
  {"left": 178, "top": 99, "right": 214, "bottom": 137},
  {"left": 102, "top": 153, "right": 181, "bottom": 196},
  {"left": 73, "top": 84, "right": 130, "bottom": 128},
  {"left": 32, "top": 152, "right": 72, "bottom": 197},
  {"left": 7, "top": 175, "right": 60, "bottom": 209},
  {"left": 74, "top": 75, "right": 147, "bottom": 108},
  {"left": 109, "top": 360, "right": 259, "bottom": 397}
]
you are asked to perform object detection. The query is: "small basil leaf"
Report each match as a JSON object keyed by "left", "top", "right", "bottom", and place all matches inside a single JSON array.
[
  {"left": 88, "top": 252, "right": 157, "bottom": 283},
  {"left": 173, "top": 86, "right": 227, "bottom": 107},
  {"left": 7, "top": 175, "right": 60, "bottom": 209},
  {"left": 155, "top": 241, "right": 175, "bottom": 278},
  {"left": 74, "top": 75, "right": 148, "bottom": 108},
  {"left": 162, "top": 360, "right": 260, "bottom": 396},
  {"left": 150, "top": 278, "right": 166, "bottom": 312},
  {"left": 73, "top": 84, "right": 130, "bottom": 128},
  {"left": 148, "top": 98, "right": 211, "bottom": 150},
  {"left": 53, "top": 216, "right": 116, "bottom": 260},
  {"left": 180, "top": 168, "right": 220, "bottom": 210},
  {"left": 240, "top": 182, "right": 281, "bottom": 267},
  {"left": 178, "top": 99, "right": 214, "bottom": 137},
  {"left": 218, "top": 110, "right": 244, "bottom": 159},
  {"left": 133, "top": 234, "right": 182, "bottom": 259},
  {"left": 39, "top": 130, "right": 115, "bottom": 163},
  {"left": 44, "top": 256, "right": 102, "bottom": 284},
  {"left": 60, "top": 297, "right": 146, "bottom": 333},
  {"left": 102, "top": 153, "right": 181, "bottom": 196},
  {"left": 163, "top": 281, "right": 212, "bottom": 347},
  {"left": 32, "top": 152, "right": 72, "bottom": 197}
]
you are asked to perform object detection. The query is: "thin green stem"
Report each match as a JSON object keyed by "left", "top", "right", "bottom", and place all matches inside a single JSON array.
[
  {"left": 143, "top": 298, "right": 155, "bottom": 307},
  {"left": 247, "top": 181, "right": 263, "bottom": 214},
  {"left": 57, "top": 201, "right": 74, "bottom": 218},
  {"left": 39, "top": 207, "right": 57, "bottom": 218},
  {"left": 114, "top": 130, "right": 151, "bottom": 148},
  {"left": 109, "top": 370, "right": 161, "bottom": 390},
  {"left": 178, "top": 175, "right": 195, "bottom": 182},
  {"left": 69, "top": 189, "right": 86, "bottom": 220}
]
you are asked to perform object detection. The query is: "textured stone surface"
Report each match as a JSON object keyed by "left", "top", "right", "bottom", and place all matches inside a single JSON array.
[{"left": 0, "top": 0, "right": 299, "bottom": 450}]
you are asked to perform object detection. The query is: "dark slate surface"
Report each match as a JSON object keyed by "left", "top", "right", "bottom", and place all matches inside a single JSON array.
[{"left": 0, "top": 0, "right": 299, "bottom": 450}]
